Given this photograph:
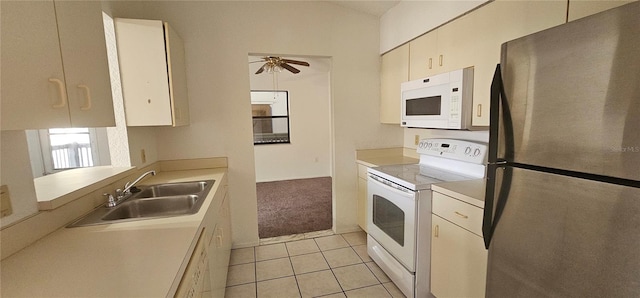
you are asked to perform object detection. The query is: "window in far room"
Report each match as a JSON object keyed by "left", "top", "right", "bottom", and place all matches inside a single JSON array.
[{"left": 251, "top": 90, "right": 290, "bottom": 145}]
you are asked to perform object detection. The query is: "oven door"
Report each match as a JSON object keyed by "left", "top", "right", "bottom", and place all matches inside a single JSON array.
[{"left": 367, "top": 173, "right": 417, "bottom": 272}]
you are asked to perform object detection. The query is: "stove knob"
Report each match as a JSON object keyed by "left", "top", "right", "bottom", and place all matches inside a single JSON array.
[
  {"left": 419, "top": 142, "right": 425, "bottom": 149},
  {"left": 426, "top": 142, "right": 432, "bottom": 148},
  {"left": 474, "top": 148, "right": 481, "bottom": 156},
  {"left": 465, "top": 146, "right": 471, "bottom": 155}
]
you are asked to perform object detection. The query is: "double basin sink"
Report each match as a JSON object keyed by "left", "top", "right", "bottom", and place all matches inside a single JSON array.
[{"left": 68, "top": 180, "right": 215, "bottom": 227}]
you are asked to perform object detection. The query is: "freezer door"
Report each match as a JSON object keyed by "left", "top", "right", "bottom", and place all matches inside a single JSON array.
[
  {"left": 497, "top": 2, "right": 640, "bottom": 181},
  {"left": 486, "top": 166, "right": 640, "bottom": 297}
]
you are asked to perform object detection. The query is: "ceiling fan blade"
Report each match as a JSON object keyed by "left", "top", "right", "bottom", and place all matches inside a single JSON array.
[
  {"left": 281, "top": 59, "right": 310, "bottom": 67},
  {"left": 281, "top": 63, "right": 300, "bottom": 74},
  {"left": 255, "top": 63, "right": 266, "bottom": 74}
]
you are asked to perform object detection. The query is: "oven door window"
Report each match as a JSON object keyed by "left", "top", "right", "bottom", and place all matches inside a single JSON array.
[
  {"left": 372, "top": 194, "right": 405, "bottom": 246},
  {"left": 405, "top": 95, "right": 441, "bottom": 116}
]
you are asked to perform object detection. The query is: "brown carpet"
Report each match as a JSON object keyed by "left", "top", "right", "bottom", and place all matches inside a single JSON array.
[{"left": 257, "top": 177, "right": 332, "bottom": 238}]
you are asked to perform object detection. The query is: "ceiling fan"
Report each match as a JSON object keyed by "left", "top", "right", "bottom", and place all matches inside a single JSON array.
[{"left": 252, "top": 56, "right": 310, "bottom": 74}]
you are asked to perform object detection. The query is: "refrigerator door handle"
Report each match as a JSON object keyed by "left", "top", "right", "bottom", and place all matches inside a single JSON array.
[
  {"left": 483, "top": 163, "right": 512, "bottom": 249},
  {"left": 483, "top": 164, "right": 498, "bottom": 249},
  {"left": 489, "top": 63, "right": 515, "bottom": 163},
  {"left": 484, "top": 64, "right": 514, "bottom": 249}
]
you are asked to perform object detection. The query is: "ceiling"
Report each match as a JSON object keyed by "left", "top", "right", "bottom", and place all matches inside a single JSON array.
[{"left": 327, "top": 0, "right": 401, "bottom": 17}]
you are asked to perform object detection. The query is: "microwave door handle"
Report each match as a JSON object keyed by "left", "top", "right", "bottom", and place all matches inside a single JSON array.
[{"left": 367, "top": 174, "right": 415, "bottom": 198}]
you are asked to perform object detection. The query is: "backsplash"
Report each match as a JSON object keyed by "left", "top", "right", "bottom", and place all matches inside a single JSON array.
[{"left": 403, "top": 127, "right": 490, "bottom": 150}]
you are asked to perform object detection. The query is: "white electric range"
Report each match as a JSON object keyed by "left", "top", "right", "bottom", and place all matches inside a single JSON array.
[{"left": 366, "top": 138, "right": 487, "bottom": 297}]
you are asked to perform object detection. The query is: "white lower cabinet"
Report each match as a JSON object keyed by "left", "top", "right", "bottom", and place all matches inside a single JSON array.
[
  {"left": 431, "top": 191, "right": 487, "bottom": 298},
  {"left": 210, "top": 191, "right": 232, "bottom": 297},
  {"left": 177, "top": 178, "right": 231, "bottom": 297},
  {"left": 176, "top": 228, "right": 210, "bottom": 298},
  {"left": 356, "top": 163, "right": 369, "bottom": 232}
]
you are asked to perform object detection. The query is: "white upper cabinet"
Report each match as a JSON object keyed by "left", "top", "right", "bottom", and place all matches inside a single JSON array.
[
  {"left": 115, "top": 18, "right": 190, "bottom": 127},
  {"left": 1, "top": 0, "right": 115, "bottom": 130},
  {"left": 409, "top": 30, "right": 438, "bottom": 80},
  {"left": 568, "top": 0, "right": 634, "bottom": 21},
  {"left": 462, "top": 0, "right": 567, "bottom": 127},
  {"left": 380, "top": 44, "right": 409, "bottom": 124}
]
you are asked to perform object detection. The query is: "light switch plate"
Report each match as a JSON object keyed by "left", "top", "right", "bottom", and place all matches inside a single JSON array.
[
  {"left": 414, "top": 135, "right": 420, "bottom": 145},
  {"left": 1, "top": 185, "right": 13, "bottom": 218}
]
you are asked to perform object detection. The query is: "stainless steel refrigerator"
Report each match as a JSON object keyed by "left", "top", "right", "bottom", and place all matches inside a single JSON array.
[{"left": 483, "top": 2, "right": 640, "bottom": 297}]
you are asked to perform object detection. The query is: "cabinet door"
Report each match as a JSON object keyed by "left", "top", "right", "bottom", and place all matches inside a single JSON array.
[
  {"left": 431, "top": 215, "right": 488, "bottom": 298},
  {"left": 436, "top": 14, "right": 476, "bottom": 74},
  {"left": 55, "top": 1, "right": 115, "bottom": 128},
  {"left": 115, "top": 18, "right": 173, "bottom": 126},
  {"left": 1, "top": 0, "right": 70, "bottom": 130},
  {"left": 357, "top": 177, "right": 368, "bottom": 232},
  {"left": 459, "top": 0, "right": 566, "bottom": 127},
  {"left": 380, "top": 43, "right": 409, "bottom": 124},
  {"left": 568, "top": 0, "right": 633, "bottom": 21},
  {"left": 165, "top": 22, "right": 191, "bottom": 127},
  {"left": 409, "top": 31, "right": 438, "bottom": 80},
  {"left": 211, "top": 191, "right": 231, "bottom": 297}
]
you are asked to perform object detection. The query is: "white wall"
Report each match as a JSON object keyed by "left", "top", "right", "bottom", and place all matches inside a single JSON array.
[
  {"left": 250, "top": 56, "right": 332, "bottom": 183},
  {"left": 380, "top": 0, "right": 487, "bottom": 53},
  {"left": 108, "top": 1, "right": 404, "bottom": 247}
]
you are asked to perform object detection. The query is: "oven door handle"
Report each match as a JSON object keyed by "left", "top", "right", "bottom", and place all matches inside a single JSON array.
[{"left": 368, "top": 174, "right": 415, "bottom": 198}]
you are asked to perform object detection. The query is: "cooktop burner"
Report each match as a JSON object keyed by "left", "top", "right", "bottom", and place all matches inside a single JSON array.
[{"left": 368, "top": 164, "right": 474, "bottom": 191}]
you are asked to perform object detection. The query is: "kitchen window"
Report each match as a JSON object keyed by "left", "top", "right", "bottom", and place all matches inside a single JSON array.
[
  {"left": 251, "top": 90, "right": 290, "bottom": 145},
  {"left": 26, "top": 128, "right": 109, "bottom": 177}
]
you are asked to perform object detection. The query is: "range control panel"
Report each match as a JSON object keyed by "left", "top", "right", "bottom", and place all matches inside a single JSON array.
[{"left": 417, "top": 138, "right": 487, "bottom": 164}]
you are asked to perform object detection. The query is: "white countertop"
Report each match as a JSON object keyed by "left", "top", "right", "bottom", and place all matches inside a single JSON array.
[
  {"left": 432, "top": 179, "right": 486, "bottom": 208},
  {"left": 34, "top": 166, "right": 136, "bottom": 210},
  {"left": 1, "top": 168, "right": 226, "bottom": 297}
]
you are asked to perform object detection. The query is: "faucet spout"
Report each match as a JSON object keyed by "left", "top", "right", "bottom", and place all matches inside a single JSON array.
[{"left": 123, "top": 170, "right": 156, "bottom": 194}]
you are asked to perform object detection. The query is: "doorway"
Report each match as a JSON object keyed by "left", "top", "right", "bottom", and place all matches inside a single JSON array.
[{"left": 248, "top": 54, "right": 333, "bottom": 239}]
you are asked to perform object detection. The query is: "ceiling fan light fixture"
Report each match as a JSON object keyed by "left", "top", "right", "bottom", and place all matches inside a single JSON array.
[{"left": 253, "top": 56, "right": 309, "bottom": 75}]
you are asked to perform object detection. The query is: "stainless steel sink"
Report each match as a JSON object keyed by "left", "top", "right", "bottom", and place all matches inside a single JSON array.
[
  {"left": 67, "top": 180, "right": 215, "bottom": 227},
  {"left": 102, "top": 195, "right": 200, "bottom": 220},
  {"left": 132, "top": 181, "right": 209, "bottom": 199}
]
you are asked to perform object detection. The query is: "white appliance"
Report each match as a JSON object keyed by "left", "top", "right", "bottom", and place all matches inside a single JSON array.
[
  {"left": 401, "top": 67, "right": 474, "bottom": 130},
  {"left": 367, "top": 138, "right": 487, "bottom": 297}
]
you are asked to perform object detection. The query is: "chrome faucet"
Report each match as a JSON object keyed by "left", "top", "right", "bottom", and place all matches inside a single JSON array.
[
  {"left": 122, "top": 170, "right": 156, "bottom": 194},
  {"left": 104, "top": 170, "right": 156, "bottom": 208}
]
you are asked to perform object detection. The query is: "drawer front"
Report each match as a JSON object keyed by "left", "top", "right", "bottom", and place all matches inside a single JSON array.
[
  {"left": 432, "top": 191, "right": 483, "bottom": 236},
  {"left": 357, "top": 164, "right": 368, "bottom": 179}
]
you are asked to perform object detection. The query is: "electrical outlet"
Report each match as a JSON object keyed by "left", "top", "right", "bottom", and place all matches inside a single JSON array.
[
  {"left": 1, "top": 185, "right": 13, "bottom": 218},
  {"left": 141, "top": 149, "right": 147, "bottom": 164},
  {"left": 415, "top": 135, "right": 420, "bottom": 145}
]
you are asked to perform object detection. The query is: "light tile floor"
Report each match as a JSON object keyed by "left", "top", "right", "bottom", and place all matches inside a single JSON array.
[{"left": 225, "top": 230, "right": 406, "bottom": 298}]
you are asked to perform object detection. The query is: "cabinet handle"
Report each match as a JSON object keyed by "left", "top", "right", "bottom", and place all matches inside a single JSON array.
[
  {"left": 434, "top": 224, "right": 439, "bottom": 238},
  {"left": 48, "top": 78, "right": 67, "bottom": 108},
  {"left": 439, "top": 55, "right": 443, "bottom": 66},
  {"left": 77, "top": 85, "right": 92, "bottom": 111},
  {"left": 216, "top": 235, "right": 223, "bottom": 248},
  {"left": 477, "top": 104, "right": 482, "bottom": 117},
  {"left": 454, "top": 211, "right": 469, "bottom": 219},
  {"left": 428, "top": 58, "right": 433, "bottom": 69}
]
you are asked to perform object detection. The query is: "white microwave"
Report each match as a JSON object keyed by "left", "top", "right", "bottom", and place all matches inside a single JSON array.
[{"left": 401, "top": 67, "right": 474, "bottom": 130}]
